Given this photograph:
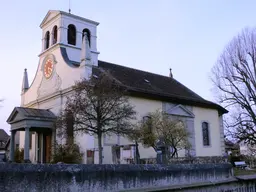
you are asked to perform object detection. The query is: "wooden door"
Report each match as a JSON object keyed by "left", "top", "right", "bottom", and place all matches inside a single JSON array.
[{"left": 45, "top": 134, "right": 52, "bottom": 163}]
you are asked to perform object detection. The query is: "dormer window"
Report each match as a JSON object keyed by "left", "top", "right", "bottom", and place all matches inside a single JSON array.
[
  {"left": 45, "top": 31, "right": 50, "bottom": 49},
  {"left": 67, "top": 24, "right": 76, "bottom": 46},
  {"left": 82, "top": 28, "right": 91, "bottom": 47},
  {"left": 52, "top": 25, "right": 58, "bottom": 45}
]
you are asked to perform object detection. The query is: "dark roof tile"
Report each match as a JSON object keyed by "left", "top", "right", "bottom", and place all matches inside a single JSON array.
[
  {"left": 93, "top": 60, "right": 228, "bottom": 114},
  {"left": 0, "top": 129, "right": 9, "bottom": 142}
]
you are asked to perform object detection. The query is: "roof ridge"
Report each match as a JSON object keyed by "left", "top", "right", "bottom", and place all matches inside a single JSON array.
[
  {"left": 96, "top": 60, "right": 228, "bottom": 114},
  {"left": 99, "top": 60, "right": 171, "bottom": 79},
  {"left": 99, "top": 60, "right": 205, "bottom": 100}
]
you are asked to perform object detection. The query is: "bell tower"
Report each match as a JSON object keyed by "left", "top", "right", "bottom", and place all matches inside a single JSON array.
[{"left": 39, "top": 10, "right": 100, "bottom": 66}]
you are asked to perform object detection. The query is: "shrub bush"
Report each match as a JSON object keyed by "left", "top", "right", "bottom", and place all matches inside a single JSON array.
[
  {"left": 51, "top": 143, "right": 84, "bottom": 164},
  {"left": 14, "top": 148, "right": 24, "bottom": 163}
]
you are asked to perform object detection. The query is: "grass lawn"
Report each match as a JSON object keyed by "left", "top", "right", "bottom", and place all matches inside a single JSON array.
[{"left": 234, "top": 167, "right": 256, "bottom": 176}]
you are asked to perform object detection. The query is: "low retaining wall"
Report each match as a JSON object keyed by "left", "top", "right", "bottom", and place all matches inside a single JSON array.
[
  {"left": 0, "top": 163, "right": 232, "bottom": 192},
  {"left": 123, "top": 175, "right": 256, "bottom": 192},
  {"left": 169, "top": 156, "right": 228, "bottom": 164}
]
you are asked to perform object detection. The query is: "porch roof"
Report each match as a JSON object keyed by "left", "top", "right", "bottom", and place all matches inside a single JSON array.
[{"left": 6, "top": 107, "right": 56, "bottom": 131}]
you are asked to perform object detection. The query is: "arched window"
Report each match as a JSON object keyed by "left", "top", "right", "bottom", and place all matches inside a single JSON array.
[
  {"left": 82, "top": 28, "right": 91, "bottom": 47},
  {"left": 67, "top": 24, "right": 76, "bottom": 45},
  {"left": 52, "top": 25, "right": 58, "bottom": 45},
  {"left": 202, "top": 122, "right": 210, "bottom": 146},
  {"left": 143, "top": 115, "right": 152, "bottom": 132},
  {"left": 45, "top": 31, "right": 50, "bottom": 49}
]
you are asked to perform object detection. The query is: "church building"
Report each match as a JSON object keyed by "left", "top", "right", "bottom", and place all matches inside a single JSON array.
[{"left": 6, "top": 10, "right": 228, "bottom": 164}]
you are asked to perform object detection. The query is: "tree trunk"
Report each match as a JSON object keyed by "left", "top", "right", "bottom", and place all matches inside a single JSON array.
[
  {"left": 171, "top": 147, "right": 177, "bottom": 158},
  {"left": 98, "top": 133, "right": 103, "bottom": 164}
]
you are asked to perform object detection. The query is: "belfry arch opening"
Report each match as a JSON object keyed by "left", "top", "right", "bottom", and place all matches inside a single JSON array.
[
  {"left": 82, "top": 28, "right": 91, "bottom": 47},
  {"left": 45, "top": 31, "right": 50, "bottom": 49},
  {"left": 67, "top": 24, "right": 76, "bottom": 45},
  {"left": 52, "top": 25, "right": 58, "bottom": 45}
]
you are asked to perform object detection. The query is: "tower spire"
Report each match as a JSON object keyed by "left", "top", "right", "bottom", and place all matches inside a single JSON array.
[
  {"left": 69, "top": 0, "right": 71, "bottom": 14},
  {"left": 21, "top": 68, "right": 29, "bottom": 93}
]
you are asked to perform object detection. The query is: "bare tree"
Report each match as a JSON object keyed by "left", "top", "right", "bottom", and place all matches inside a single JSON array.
[
  {"left": 130, "top": 110, "right": 190, "bottom": 159},
  {"left": 246, "top": 144, "right": 256, "bottom": 156},
  {"left": 212, "top": 27, "right": 256, "bottom": 145},
  {"left": 56, "top": 71, "right": 136, "bottom": 164}
]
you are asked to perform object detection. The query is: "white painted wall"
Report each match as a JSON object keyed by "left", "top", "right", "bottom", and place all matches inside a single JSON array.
[
  {"left": 193, "top": 107, "right": 222, "bottom": 156},
  {"left": 22, "top": 48, "right": 84, "bottom": 106},
  {"left": 18, "top": 131, "right": 36, "bottom": 162},
  {"left": 93, "top": 96, "right": 161, "bottom": 164}
]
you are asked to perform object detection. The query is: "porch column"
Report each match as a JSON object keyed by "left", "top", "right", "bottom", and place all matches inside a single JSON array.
[
  {"left": 35, "top": 132, "right": 39, "bottom": 163},
  {"left": 51, "top": 129, "right": 56, "bottom": 159},
  {"left": 10, "top": 130, "right": 16, "bottom": 162},
  {"left": 24, "top": 127, "right": 31, "bottom": 163}
]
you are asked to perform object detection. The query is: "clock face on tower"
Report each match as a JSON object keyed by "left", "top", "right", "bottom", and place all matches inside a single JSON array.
[{"left": 44, "top": 59, "right": 54, "bottom": 79}]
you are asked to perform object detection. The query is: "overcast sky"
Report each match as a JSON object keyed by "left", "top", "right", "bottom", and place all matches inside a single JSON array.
[{"left": 1, "top": 0, "right": 255, "bottom": 134}]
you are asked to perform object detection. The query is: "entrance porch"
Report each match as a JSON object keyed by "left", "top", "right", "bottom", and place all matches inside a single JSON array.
[{"left": 6, "top": 107, "right": 56, "bottom": 163}]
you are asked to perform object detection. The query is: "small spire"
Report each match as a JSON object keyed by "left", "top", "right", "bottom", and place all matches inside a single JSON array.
[
  {"left": 68, "top": 0, "right": 71, "bottom": 14},
  {"left": 21, "top": 68, "right": 29, "bottom": 93},
  {"left": 80, "top": 32, "right": 91, "bottom": 66},
  {"left": 169, "top": 68, "right": 173, "bottom": 78}
]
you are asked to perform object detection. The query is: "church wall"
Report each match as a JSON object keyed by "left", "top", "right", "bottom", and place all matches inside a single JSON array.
[
  {"left": 61, "top": 15, "right": 98, "bottom": 65},
  {"left": 75, "top": 133, "right": 95, "bottom": 164},
  {"left": 20, "top": 85, "right": 224, "bottom": 163},
  {"left": 22, "top": 47, "right": 85, "bottom": 106},
  {"left": 93, "top": 96, "right": 162, "bottom": 164},
  {"left": 193, "top": 107, "right": 223, "bottom": 156},
  {"left": 64, "top": 47, "right": 80, "bottom": 63},
  {"left": 62, "top": 15, "right": 97, "bottom": 49},
  {"left": 19, "top": 131, "right": 24, "bottom": 152},
  {"left": 162, "top": 102, "right": 196, "bottom": 157},
  {"left": 40, "top": 14, "right": 61, "bottom": 51},
  {"left": 18, "top": 131, "right": 36, "bottom": 162}
]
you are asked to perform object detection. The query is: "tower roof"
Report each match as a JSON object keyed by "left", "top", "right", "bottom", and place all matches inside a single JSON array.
[{"left": 40, "top": 10, "right": 99, "bottom": 28}]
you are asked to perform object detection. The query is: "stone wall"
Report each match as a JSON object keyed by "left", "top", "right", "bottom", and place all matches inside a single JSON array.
[
  {"left": 123, "top": 175, "right": 256, "bottom": 192},
  {"left": 0, "top": 163, "right": 232, "bottom": 192},
  {"left": 169, "top": 156, "right": 228, "bottom": 164}
]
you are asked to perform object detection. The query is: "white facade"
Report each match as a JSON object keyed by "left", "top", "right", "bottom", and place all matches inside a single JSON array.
[{"left": 17, "top": 10, "right": 226, "bottom": 164}]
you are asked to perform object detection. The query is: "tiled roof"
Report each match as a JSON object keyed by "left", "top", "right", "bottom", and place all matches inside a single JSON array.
[
  {"left": 0, "top": 129, "right": 9, "bottom": 142},
  {"left": 15, "top": 107, "right": 56, "bottom": 119},
  {"left": 93, "top": 60, "right": 228, "bottom": 114},
  {"left": 0, "top": 129, "right": 9, "bottom": 149},
  {"left": 7, "top": 107, "right": 56, "bottom": 123}
]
